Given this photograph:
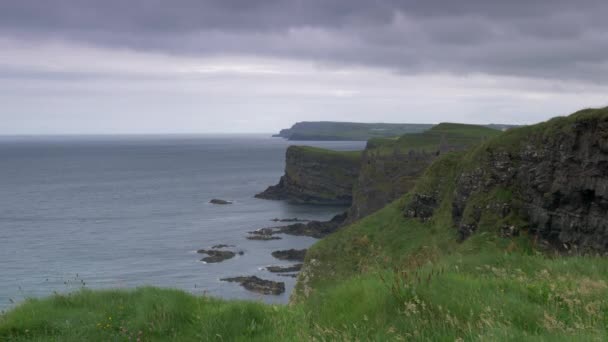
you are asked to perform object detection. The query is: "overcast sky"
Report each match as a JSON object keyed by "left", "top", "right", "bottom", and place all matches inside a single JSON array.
[{"left": 1, "top": 0, "right": 607, "bottom": 134}]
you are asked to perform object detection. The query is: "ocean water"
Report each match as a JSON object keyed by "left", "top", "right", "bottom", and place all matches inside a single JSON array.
[{"left": 0, "top": 135, "right": 365, "bottom": 310}]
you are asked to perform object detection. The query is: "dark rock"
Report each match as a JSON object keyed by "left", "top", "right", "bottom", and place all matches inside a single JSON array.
[
  {"left": 271, "top": 249, "right": 307, "bottom": 261},
  {"left": 246, "top": 234, "right": 282, "bottom": 241},
  {"left": 249, "top": 227, "right": 276, "bottom": 235},
  {"left": 277, "top": 273, "right": 299, "bottom": 278},
  {"left": 271, "top": 217, "right": 310, "bottom": 222},
  {"left": 209, "top": 199, "right": 232, "bottom": 205},
  {"left": 266, "top": 264, "right": 303, "bottom": 273},
  {"left": 220, "top": 276, "right": 285, "bottom": 295},
  {"left": 250, "top": 212, "right": 347, "bottom": 239},
  {"left": 197, "top": 250, "right": 236, "bottom": 263},
  {"left": 404, "top": 193, "right": 440, "bottom": 221},
  {"left": 212, "top": 244, "right": 235, "bottom": 249},
  {"left": 276, "top": 212, "right": 347, "bottom": 238}
]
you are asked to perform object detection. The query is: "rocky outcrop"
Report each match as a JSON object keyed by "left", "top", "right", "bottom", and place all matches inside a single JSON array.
[
  {"left": 209, "top": 199, "right": 232, "bottom": 205},
  {"left": 220, "top": 276, "right": 285, "bottom": 295},
  {"left": 247, "top": 234, "right": 282, "bottom": 241},
  {"left": 255, "top": 146, "right": 361, "bottom": 205},
  {"left": 249, "top": 212, "right": 347, "bottom": 239},
  {"left": 266, "top": 264, "right": 303, "bottom": 273},
  {"left": 272, "top": 249, "right": 307, "bottom": 261},
  {"left": 198, "top": 249, "right": 238, "bottom": 263},
  {"left": 406, "top": 108, "right": 608, "bottom": 252}
]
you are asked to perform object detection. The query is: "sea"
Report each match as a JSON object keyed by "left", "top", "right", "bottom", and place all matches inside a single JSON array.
[{"left": 0, "top": 134, "right": 366, "bottom": 311}]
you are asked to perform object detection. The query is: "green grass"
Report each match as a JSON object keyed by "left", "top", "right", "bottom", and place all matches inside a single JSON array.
[{"left": 289, "top": 145, "right": 362, "bottom": 161}]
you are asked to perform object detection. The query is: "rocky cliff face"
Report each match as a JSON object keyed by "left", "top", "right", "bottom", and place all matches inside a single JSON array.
[
  {"left": 347, "top": 148, "right": 435, "bottom": 221},
  {"left": 406, "top": 108, "right": 608, "bottom": 252},
  {"left": 255, "top": 146, "right": 361, "bottom": 205},
  {"left": 347, "top": 124, "right": 502, "bottom": 222}
]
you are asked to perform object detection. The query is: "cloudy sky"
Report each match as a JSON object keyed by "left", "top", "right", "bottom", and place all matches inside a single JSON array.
[{"left": 1, "top": 0, "right": 607, "bottom": 134}]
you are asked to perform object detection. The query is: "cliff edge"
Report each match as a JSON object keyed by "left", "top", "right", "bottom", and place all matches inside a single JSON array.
[{"left": 255, "top": 146, "right": 361, "bottom": 205}]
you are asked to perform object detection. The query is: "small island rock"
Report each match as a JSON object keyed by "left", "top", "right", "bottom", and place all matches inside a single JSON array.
[{"left": 220, "top": 276, "right": 285, "bottom": 295}]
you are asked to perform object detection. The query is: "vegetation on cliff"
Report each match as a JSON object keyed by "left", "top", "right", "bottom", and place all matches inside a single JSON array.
[
  {"left": 2, "top": 108, "right": 608, "bottom": 341},
  {"left": 349, "top": 122, "right": 503, "bottom": 220}
]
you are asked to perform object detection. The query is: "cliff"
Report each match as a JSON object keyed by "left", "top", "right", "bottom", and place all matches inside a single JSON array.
[
  {"left": 255, "top": 146, "right": 361, "bottom": 205},
  {"left": 405, "top": 107, "right": 608, "bottom": 252},
  {"left": 295, "top": 107, "right": 608, "bottom": 319},
  {"left": 273, "top": 121, "right": 433, "bottom": 140},
  {"left": 347, "top": 123, "right": 503, "bottom": 221}
]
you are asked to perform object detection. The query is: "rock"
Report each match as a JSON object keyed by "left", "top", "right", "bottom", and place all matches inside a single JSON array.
[
  {"left": 220, "top": 276, "right": 285, "bottom": 295},
  {"left": 211, "top": 244, "right": 235, "bottom": 249},
  {"left": 276, "top": 212, "right": 347, "bottom": 238},
  {"left": 271, "top": 249, "right": 307, "bottom": 261},
  {"left": 209, "top": 199, "right": 232, "bottom": 205},
  {"left": 197, "top": 249, "right": 236, "bottom": 263},
  {"left": 249, "top": 227, "right": 276, "bottom": 235},
  {"left": 250, "top": 212, "right": 347, "bottom": 239},
  {"left": 266, "top": 264, "right": 302, "bottom": 273},
  {"left": 277, "top": 273, "right": 298, "bottom": 278},
  {"left": 271, "top": 217, "right": 310, "bottom": 222},
  {"left": 246, "top": 235, "right": 282, "bottom": 241}
]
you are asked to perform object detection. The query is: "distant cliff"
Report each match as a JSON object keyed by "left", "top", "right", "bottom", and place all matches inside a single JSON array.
[
  {"left": 347, "top": 123, "right": 503, "bottom": 221},
  {"left": 274, "top": 121, "right": 518, "bottom": 141},
  {"left": 255, "top": 146, "right": 361, "bottom": 205},
  {"left": 273, "top": 121, "right": 433, "bottom": 141}
]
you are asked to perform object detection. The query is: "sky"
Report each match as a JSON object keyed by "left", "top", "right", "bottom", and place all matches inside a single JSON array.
[{"left": 1, "top": 0, "right": 607, "bottom": 134}]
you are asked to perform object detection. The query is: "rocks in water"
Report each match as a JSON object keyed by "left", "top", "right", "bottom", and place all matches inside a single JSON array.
[
  {"left": 197, "top": 249, "right": 236, "bottom": 263},
  {"left": 277, "top": 273, "right": 298, "bottom": 278},
  {"left": 271, "top": 217, "right": 310, "bottom": 222},
  {"left": 277, "top": 212, "right": 347, "bottom": 238},
  {"left": 209, "top": 199, "right": 232, "bottom": 205},
  {"left": 248, "top": 212, "right": 348, "bottom": 239},
  {"left": 266, "top": 264, "right": 302, "bottom": 273},
  {"left": 271, "top": 249, "right": 307, "bottom": 261},
  {"left": 220, "top": 276, "right": 285, "bottom": 295},
  {"left": 247, "top": 235, "right": 282, "bottom": 241},
  {"left": 212, "top": 244, "right": 235, "bottom": 249}
]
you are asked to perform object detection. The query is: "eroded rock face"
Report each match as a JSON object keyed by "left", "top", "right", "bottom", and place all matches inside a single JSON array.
[
  {"left": 255, "top": 146, "right": 360, "bottom": 205},
  {"left": 407, "top": 109, "right": 608, "bottom": 252},
  {"left": 220, "top": 276, "right": 285, "bottom": 295}
]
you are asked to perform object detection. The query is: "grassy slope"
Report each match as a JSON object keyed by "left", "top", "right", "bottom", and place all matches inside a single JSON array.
[
  {"left": 3, "top": 109, "right": 608, "bottom": 341},
  {"left": 367, "top": 122, "right": 501, "bottom": 155},
  {"left": 289, "top": 145, "right": 362, "bottom": 161}
]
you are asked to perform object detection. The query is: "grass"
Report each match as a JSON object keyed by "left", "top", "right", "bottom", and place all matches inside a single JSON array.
[{"left": 288, "top": 145, "right": 362, "bottom": 161}]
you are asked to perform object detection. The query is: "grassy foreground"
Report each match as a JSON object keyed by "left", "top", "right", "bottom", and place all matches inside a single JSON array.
[{"left": 2, "top": 202, "right": 607, "bottom": 341}]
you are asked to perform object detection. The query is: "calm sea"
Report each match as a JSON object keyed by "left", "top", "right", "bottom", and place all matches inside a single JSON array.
[{"left": 0, "top": 135, "right": 365, "bottom": 310}]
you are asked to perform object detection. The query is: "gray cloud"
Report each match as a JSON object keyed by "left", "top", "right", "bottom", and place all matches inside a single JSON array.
[{"left": 1, "top": 0, "right": 607, "bottom": 81}]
